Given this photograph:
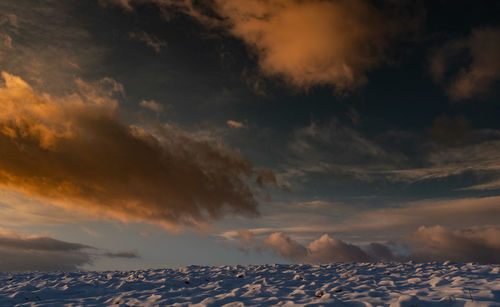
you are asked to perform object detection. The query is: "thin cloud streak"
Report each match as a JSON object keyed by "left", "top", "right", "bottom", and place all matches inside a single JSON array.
[
  {"left": 0, "top": 227, "right": 139, "bottom": 271},
  {"left": 280, "top": 119, "right": 500, "bottom": 187}
]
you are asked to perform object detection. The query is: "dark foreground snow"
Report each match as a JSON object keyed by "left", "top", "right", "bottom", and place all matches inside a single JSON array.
[{"left": 1, "top": 262, "right": 500, "bottom": 306}]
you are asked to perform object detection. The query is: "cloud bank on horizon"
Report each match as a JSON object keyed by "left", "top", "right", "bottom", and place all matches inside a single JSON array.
[
  {"left": 0, "top": 227, "right": 138, "bottom": 271},
  {"left": 230, "top": 225, "right": 500, "bottom": 264}
]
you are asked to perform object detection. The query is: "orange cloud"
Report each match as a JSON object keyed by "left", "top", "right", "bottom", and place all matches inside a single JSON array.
[
  {"left": 215, "top": 0, "right": 417, "bottom": 92},
  {"left": 101, "top": 0, "right": 420, "bottom": 93},
  {"left": 226, "top": 120, "right": 244, "bottom": 129},
  {"left": 0, "top": 72, "right": 261, "bottom": 231}
]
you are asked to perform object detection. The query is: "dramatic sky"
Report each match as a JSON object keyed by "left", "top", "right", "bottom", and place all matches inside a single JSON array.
[{"left": 1, "top": 0, "right": 500, "bottom": 271}]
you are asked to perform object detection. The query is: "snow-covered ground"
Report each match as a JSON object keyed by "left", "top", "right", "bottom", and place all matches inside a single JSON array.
[{"left": 1, "top": 262, "right": 499, "bottom": 306}]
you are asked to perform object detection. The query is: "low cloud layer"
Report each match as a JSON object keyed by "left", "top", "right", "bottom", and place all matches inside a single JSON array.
[
  {"left": 0, "top": 72, "right": 263, "bottom": 231},
  {"left": 0, "top": 228, "right": 138, "bottom": 271},
  {"left": 234, "top": 225, "right": 500, "bottom": 264},
  {"left": 409, "top": 226, "right": 500, "bottom": 264},
  {"left": 101, "top": 0, "right": 420, "bottom": 93},
  {"left": 430, "top": 26, "right": 500, "bottom": 100}
]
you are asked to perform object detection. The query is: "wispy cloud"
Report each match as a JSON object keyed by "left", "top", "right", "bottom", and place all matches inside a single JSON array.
[
  {"left": 129, "top": 31, "right": 167, "bottom": 53},
  {"left": 0, "top": 2, "right": 106, "bottom": 95},
  {"left": 140, "top": 99, "right": 164, "bottom": 113},
  {"left": 279, "top": 119, "right": 500, "bottom": 188},
  {"left": 226, "top": 120, "right": 244, "bottom": 129}
]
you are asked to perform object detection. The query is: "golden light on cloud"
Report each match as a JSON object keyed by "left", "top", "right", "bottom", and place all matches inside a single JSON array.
[
  {"left": 213, "top": 0, "right": 410, "bottom": 92},
  {"left": 101, "top": 0, "right": 420, "bottom": 93},
  {"left": 0, "top": 72, "right": 261, "bottom": 231}
]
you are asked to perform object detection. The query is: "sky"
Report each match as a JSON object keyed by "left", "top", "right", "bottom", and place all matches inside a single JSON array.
[{"left": 0, "top": 0, "right": 500, "bottom": 271}]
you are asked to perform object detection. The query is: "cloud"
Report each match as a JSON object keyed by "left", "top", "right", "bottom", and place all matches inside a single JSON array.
[
  {"left": 100, "top": 0, "right": 420, "bottom": 93},
  {"left": 0, "top": 72, "right": 263, "bottom": 231},
  {"left": 0, "top": 2, "right": 106, "bottom": 95},
  {"left": 283, "top": 119, "right": 407, "bottom": 183},
  {"left": 226, "top": 120, "right": 244, "bottom": 129},
  {"left": 430, "top": 26, "right": 500, "bottom": 100},
  {"left": 409, "top": 226, "right": 500, "bottom": 263},
  {"left": 0, "top": 228, "right": 138, "bottom": 271},
  {"left": 235, "top": 231, "right": 374, "bottom": 263},
  {"left": 103, "top": 250, "right": 140, "bottom": 259},
  {"left": 280, "top": 119, "right": 500, "bottom": 187},
  {"left": 305, "top": 234, "right": 370, "bottom": 262},
  {"left": 350, "top": 196, "right": 500, "bottom": 234},
  {"left": 0, "top": 189, "right": 94, "bottom": 227},
  {"left": 140, "top": 99, "right": 164, "bottom": 113},
  {"left": 129, "top": 31, "right": 167, "bottom": 53},
  {"left": 231, "top": 225, "right": 500, "bottom": 264},
  {"left": 99, "top": 0, "right": 134, "bottom": 11},
  {"left": 214, "top": 0, "right": 420, "bottom": 92},
  {"left": 264, "top": 232, "right": 308, "bottom": 261},
  {"left": 221, "top": 195, "right": 500, "bottom": 246},
  {"left": 430, "top": 115, "right": 469, "bottom": 146},
  {"left": 255, "top": 169, "right": 278, "bottom": 187},
  {"left": 461, "top": 179, "right": 500, "bottom": 191}
]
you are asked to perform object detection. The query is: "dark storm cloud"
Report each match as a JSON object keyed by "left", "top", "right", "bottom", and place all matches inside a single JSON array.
[
  {"left": 100, "top": 0, "right": 422, "bottom": 93},
  {"left": 0, "top": 228, "right": 138, "bottom": 271},
  {"left": 0, "top": 71, "right": 267, "bottom": 231},
  {"left": 430, "top": 26, "right": 500, "bottom": 100}
]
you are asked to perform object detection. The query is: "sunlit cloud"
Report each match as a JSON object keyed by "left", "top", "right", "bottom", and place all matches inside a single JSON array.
[
  {"left": 0, "top": 72, "right": 265, "bottom": 232},
  {"left": 230, "top": 225, "right": 500, "bottom": 264},
  {"left": 100, "top": 0, "right": 421, "bottom": 93},
  {"left": 139, "top": 99, "right": 164, "bottom": 113},
  {"left": 226, "top": 120, "right": 244, "bottom": 129}
]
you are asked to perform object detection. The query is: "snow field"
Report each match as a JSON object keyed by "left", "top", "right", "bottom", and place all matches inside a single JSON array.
[{"left": 1, "top": 262, "right": 500, "bottom": 306}]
